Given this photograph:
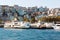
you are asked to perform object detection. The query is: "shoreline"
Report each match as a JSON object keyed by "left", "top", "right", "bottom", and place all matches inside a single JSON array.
[{"left": 0, "top": 27, "right": 53, "bottom": 29}]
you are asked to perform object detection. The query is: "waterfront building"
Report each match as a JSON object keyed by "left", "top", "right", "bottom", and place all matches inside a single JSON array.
[
  {"left": 38, "top": 6, "right": 48, "bottom": 12},
  {"left": 31, "top": 6, "right": 38, "bottom": 12},
  {"left": 54, "top": 8, "right": 60, "bottom": 16},
  {"left": 2, "top": 5, "right": 10, "bottom": 13},
  {"left": 16, "top": 9, "right": 26, "bottom": 16},
  {"left": 57, "top": 12, "right": 60, "bottom": 16}
]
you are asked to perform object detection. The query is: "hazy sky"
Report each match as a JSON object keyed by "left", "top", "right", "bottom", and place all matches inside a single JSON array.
[{"left": 0, "top": 0, "right": 60, "bottom": 8}]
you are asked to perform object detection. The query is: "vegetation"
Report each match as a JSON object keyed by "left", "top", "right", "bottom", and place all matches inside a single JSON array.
[
  {"left": 30, "top": 17, "right": 35, "bottom": 23},
  {"left": 23, "top": 17, "right": 29, "bottom": 22},
  {"left": 40, "top": 16, "right": 60, "bottom": 22},
  {"left": 0, "top": 19, "right": 3, "bottom": 23}
]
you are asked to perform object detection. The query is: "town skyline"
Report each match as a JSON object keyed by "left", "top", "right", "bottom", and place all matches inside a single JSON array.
[{"left": 0, "top": 0, "right": 60, "bottom": 8}]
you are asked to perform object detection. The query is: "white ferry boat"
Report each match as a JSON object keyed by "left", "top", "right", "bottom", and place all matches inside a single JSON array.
[
  {"left": 4, "top": 17, "right": 31, "bottom": 29},
  {"left": 4, "top": 21, "right": 30, "bottom": 29}
]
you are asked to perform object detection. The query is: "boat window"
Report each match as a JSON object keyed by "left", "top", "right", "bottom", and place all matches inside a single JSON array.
[
  {"left": 15, "top": 23, "right": 18, "bottom": 24},
  {"left": 57, "top": 25, "right": 60, "bottom": 26}
]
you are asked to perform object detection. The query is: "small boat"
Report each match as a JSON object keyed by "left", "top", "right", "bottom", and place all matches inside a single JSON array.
[{"left": 52, "top": 24, "right": 60, "bottom": 30}]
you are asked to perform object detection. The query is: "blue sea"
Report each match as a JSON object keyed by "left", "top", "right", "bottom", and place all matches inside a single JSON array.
[{"left": 0, "top": 28, "right": 60, "bottom": 40}]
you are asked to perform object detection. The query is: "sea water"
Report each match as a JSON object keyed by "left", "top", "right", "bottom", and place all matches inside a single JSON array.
[{"left": 0, "top": 28, "right": 60, "bottom": 40}]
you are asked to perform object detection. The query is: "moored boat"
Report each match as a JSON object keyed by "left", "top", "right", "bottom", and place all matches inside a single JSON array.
[
  {"left": 4, "top": 21, "right": 31, "bottom": 29},
  {"left": 52, "top": 24, "right": 60, "bottom": 30}
]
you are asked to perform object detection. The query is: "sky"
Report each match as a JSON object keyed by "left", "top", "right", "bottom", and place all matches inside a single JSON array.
[{"left": 0, "top": 0, "right": 60, "bottom": 8}]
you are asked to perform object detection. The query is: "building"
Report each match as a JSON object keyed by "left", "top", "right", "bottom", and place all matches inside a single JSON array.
[{"left": 38, "top": 7, "right": 49, "bottom": 12}]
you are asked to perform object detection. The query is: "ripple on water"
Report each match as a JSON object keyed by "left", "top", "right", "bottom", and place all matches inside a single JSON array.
[{"left": 0, "top": 28, "right": 60, "bottom": 40}]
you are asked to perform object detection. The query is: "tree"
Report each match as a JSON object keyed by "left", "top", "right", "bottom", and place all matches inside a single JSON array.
[
  {"left": 39, "top": 16, "right": 60, "bottom": 22},
  {"left": 23, "top": 17, "right": 29, "bottom": 22}
]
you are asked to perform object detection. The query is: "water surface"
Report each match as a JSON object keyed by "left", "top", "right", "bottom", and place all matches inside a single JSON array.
[{"left": 0, "top": 28, "right": 60, "bottom": 40}]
